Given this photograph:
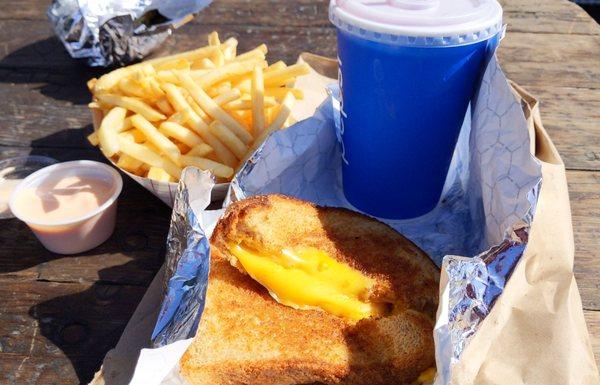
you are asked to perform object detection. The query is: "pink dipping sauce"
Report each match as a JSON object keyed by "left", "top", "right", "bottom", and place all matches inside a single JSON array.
[
  {"left": 14, "top": 175, "right": 114, "bottom": 223},
  {"left": 10, "top": 161, "right": 122, "bottom": 254}
]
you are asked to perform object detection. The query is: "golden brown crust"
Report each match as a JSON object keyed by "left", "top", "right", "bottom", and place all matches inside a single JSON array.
[{"left": 181, "top": 194, "right": 439, "bottom": 385}]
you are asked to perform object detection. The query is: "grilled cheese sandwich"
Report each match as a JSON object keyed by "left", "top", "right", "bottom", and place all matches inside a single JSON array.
[{"left": 181, "top": 194, "right": 439, "bottom": 385}]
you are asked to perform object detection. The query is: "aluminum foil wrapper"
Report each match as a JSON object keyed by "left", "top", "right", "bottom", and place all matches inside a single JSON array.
[
  {"left": 150, "top": 55, "right": 542, "bottom": 383},
  {"left": 47, "top": 0, "right": 213, "bottom": 67},
  {"left": 152, "top": 168, "right": 214, "bottom": 347},
  {"left": 229, "top": 56, "right": 542, "bottom": 383}
]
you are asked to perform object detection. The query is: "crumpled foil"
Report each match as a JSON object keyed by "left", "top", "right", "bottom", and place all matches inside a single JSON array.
[
  {"left": 47, "top": 0, "right": 212, "bottom": 67},
  {"left": 151, "top": 55, "right": 542, "bottom": 384},
  {"left": 152, "top": 168, "right": 214, "bottom": 346}
]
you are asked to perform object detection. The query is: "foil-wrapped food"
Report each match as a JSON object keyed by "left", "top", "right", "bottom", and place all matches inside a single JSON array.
[{"left": 47, "top": 0, "right": 213, "bottom": 67}]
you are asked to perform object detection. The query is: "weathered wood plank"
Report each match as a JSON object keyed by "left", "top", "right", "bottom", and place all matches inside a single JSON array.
[
  {"left": 3, "top": 80, "right": 597, "bottom": 171},
  {"left": 568, "top": 171, "right": 600, "bottom": 311},
  {"left": 2, "top": 0, "right": 599, "bottom": 37},
  {"left": 1, "top": 26, "right": 598, "bottom": 172},
  {"left": 0, "top": 279, "right": 148, "bottom": 385},
  {"left": 501, "top": 0, "right": 600, "bottom": 35},
  {"left": 584, "top": 310, "right": 600, "bottom": 369},
  {"left": 0, "top": 146, "right": 170, "bottom": 285},
  {"left": 526, "top": 86, "right": 600, "bottom": 171},
  {"left": 498, "top": 32, "right": 600, "bottom": 89}
]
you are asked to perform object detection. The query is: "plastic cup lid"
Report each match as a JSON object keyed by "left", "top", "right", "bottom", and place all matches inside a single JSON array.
[{"left": 330, "top": 0, "right": 503, "bottom": 46}]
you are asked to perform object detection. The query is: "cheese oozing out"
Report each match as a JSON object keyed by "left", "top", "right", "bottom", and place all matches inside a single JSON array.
[{"left": 229, "top": 243, "right": 389, "bottom": 321}]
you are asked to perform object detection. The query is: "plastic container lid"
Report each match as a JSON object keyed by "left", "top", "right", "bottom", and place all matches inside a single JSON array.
[
  {"left": 9, "top": 160, "right": 122, "bottom": 227},
  {"left": 330, "top": 0, "right": 503, "bottom": 46},
  {"left": 0, "top": 156, "right": 58, "bottom": 219}
]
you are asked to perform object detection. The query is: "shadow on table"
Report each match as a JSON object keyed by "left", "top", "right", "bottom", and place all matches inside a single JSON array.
[
  {"left": 0, "top": 126, "right": 104, "bottom": 275},
  {"left": 18, "top": 159, "right": 171, "bottom": 384},
  {"left": 0, "top": 125, "right": 172, "bottom": 383},
  {"left": 0, "top": 37, "right": 105, "bottom": 105},
  {"left": 28, "top": 261, "right": 161, "bottom": 385}
]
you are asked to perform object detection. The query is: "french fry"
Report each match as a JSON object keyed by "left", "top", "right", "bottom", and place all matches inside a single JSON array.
[
  {"left": 233, "top": 44, "right": 267, "bottom": 62},
  {"left": 194, "top": 59, "right": 266, "bottom": 89},
  {"left": 118, "top": 137, "right": 182, "bottom": 179},
  {"left": 153, "top": 58, "right": 190, "bottom": 72},
  {"left": 189, "top": 69, "right": 211, "bottom": 79},
  {"left": 130, "top": 114, "right": 181, "bottom": 165},
  {"left": 116, "top": 116, "right": 133, "bottom": 133},
  {"left": 264, "top": 63, "right": 310, "bottom": 87},
  {"left": 251, "top": 66, "right": 266, "bottom": 134},
  {"left": 238, "top": 94, "right": 294, "bottom": 169},
  {"left": 187, "top": 143, "right": 214, "bottom": 158},
  {"left": 87, "top": 132, "right": 99, "bottom": 146},
  {"left": 225, "top": 97, "right": 276, "bottom": 111},
  {"left": 176, "top": 71, "right": 253, "bottom": 144},
  {"left": 167, "top": 108, "right": 192, "bottom": 125},
  {"left": 156, "top": 97, "right": 175, "bottom": 115},
  {"left": 185, "top": 95, "right": 210, "bottom": 122},
  {"left": 98, "top": 106, "right": 126, "bottom": 157},
  {"left": 147, "top": 166, "right": 175, "bottom": 182},
  {"left": 147, "top": 77, "right": 165, "bottom": 97},
  {"left": 118, "top": 78, "right": 147, "bottom": 98},
  {"left": 175, "top": 142, "right": 190, "bottom": 154},
  {"left": 162, "top": 83, "right": 209, "bottom": 122},
  {"left": 265, "top": 91, "right": 296, "bottom": 132},
  {"left": 222, "top": 37, "right": 238, "bottom": 60},
  {"left": 208, "top": 121, "right": 248, "bottom": 159},
  {"left": 208, "top": 31, "right": 220, "bottom": 46},
  {"left": 180, "top": 155, "right": 234, "bottom": 179},
  {"left": 96, "top": 94, "right": 165, "bottom": 121},
  {"left": 87, "top": 78, "right": 97, "bottom": 92},
  {"left": 222, "top": 45, "right": 235, "bottom": 61},
  {"left": 207, "top": 82, "right": 232, "bottom": 97},
  {"left": 195, "top": 58, "right": 216, "bottom": 69},
  {"left": 213, "top": 88, "right": 241, "bottom": 105},
  {"left": 156, "top": 70, "right": 180, "bottom": 84},
  {"left": 159, "top": 121, "right": 206, "bottom": 148},
  {"left": 147, "top": 45, "right": 219, "bottom": 69},
  {"left": 264, "top": 87, "right": 304, "bottom": 100},
  {"left": 265, "top": 61, "right": 287, "bottom": 73},
  {"left": 212, "top": 49, "right": 225, "bottom": 67},
  {"left": 90, "top": 33, "right": 312, "bottom": 183},
  {"left": 233, "top": 77, "right": 252, "bottom": 93},
  {"left": 162, "top": 83, "right": 237, "bottom": 166},
  {"left": 119, "top": 129, "right": 146, "bottom": 143},
  {"left": 116, "top": 154, "right": 144, "bottom": 173},
  {"left": 94, "top": 67, "right": 136, "bottom": 93},
  {"left": 139, "top": 63, "right": 156, "bottom": 76},
  {"left": 93, "top": 45, "right": 222, "bottom": 92}
]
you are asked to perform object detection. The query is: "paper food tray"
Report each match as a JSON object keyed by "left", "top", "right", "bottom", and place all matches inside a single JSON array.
[{"left": 89, "top": 55, "right": 330, "bottom": 207}]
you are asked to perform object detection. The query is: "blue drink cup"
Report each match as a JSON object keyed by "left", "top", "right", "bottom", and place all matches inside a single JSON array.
[{"left": 330, "top": 0, "right": 503, "bottom": 219}]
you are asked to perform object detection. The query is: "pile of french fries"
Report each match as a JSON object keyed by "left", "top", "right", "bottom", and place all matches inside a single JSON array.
[{"left": 87, "top": 31, "right": 310, "bottom": 183}]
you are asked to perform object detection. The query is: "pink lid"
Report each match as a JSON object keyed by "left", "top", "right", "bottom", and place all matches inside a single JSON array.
[{"left": 330, "top": 0, "right": 503, "bottom": 46}]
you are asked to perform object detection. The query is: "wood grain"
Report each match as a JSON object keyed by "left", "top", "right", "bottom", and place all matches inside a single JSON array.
[
  {"left": 585, "top": 310, "right": 600, "bottom": 369},
  {"left": 568, "top": 171, "right": 600, "bottom": 311},
  {"left": 2, "top": 0, "right": 599, "bottom": 36},
  {"left": 0, "top": 279, "right": 147, "bottom": 385},
  {"left": 0, "top": 0, "right": 598, "bottom": 382}
]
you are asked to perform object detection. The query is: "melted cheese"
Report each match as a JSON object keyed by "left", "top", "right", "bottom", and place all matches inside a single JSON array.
[{"left": 229, "top": 244, "right": 387, "bottom": 321}]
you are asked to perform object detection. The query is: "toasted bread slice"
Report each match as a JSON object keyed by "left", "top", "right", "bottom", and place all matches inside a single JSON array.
[{"left": 181, "top": 195, "right": 439, "bottom": 385}]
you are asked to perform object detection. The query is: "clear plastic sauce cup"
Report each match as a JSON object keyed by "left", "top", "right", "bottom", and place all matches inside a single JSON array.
[{"left": 9, "top": 160, "right": 123, "bottom": 254}]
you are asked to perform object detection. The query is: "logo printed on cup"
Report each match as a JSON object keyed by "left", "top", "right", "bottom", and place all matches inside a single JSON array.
[{"left": 337, "top": 55, "right": 349, "bottom": 165}]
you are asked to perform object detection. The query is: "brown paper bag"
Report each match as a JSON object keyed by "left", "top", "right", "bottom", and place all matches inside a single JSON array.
[
  {"left": 447, "top": 83, "right": 600, "bottom": 385},
  {"left": 90, "top": 54, "right": 599, "bottom": 385}
]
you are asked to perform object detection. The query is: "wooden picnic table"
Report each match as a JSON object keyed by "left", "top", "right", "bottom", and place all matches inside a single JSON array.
[{"left": 0, "top": 0, "right": 598, "bottom": 383}]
